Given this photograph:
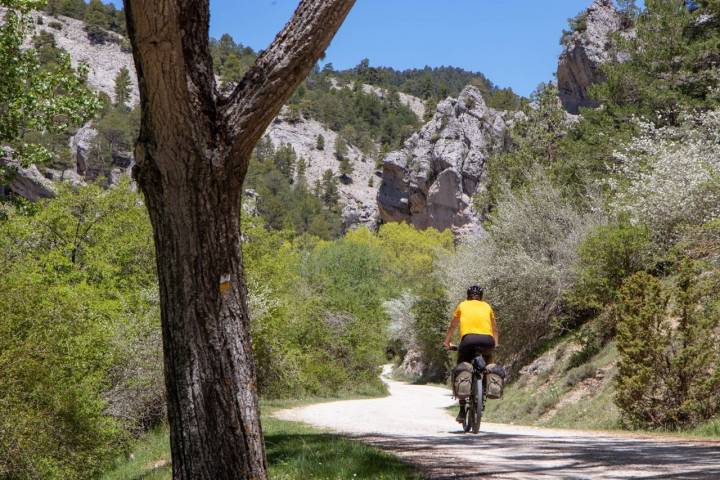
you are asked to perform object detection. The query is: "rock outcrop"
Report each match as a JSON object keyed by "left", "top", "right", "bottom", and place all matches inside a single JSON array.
[
  {"left": 557, "top": 0, "right": 628, "bottom": 114},
  {"left": 377, "top": 86, "right": 511, "bottom": 236},
  {"left": 0, "top": 148, "right": 56, "bottom": 201}
]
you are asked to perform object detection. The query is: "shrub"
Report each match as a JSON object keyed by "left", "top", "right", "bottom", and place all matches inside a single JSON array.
[
  {"left": 565, "top": 364, "right": 597, "bottom": 388},
  {"left": 412, "top": 282, "right": 451, "bottom": 381},
  {"left": 0, "top": 183, "right": 157, "bottom": 479},
  {"left": 569, "top": 222, "right": 655, "bottom": 312},
  {"left": 48, "top": 20, "right": 62, "bottom": 30}
]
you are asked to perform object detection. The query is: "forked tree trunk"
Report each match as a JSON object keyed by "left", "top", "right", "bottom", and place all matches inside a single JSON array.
[{"left": 122, "top": 1, "right": 355, "bottom": 478}]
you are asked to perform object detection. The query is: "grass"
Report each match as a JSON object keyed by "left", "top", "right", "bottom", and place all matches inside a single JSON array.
[
  {"left": 102, "top": 400, "right": 421, "bottom": 480},
  {"left": 484, "top": 341, "right": 620, "bottom": 428}
]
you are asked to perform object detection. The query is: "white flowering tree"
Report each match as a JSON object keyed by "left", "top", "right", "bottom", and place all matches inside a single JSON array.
[{"left": 611, "top": 110, "right": 720, "bottom": 242}]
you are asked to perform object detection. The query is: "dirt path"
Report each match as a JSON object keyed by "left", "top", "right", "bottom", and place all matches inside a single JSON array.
[{"left": 275, "top": 366, "right": 720, "bottom": 479}]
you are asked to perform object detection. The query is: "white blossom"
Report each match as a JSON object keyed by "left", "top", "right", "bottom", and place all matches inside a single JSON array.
[{"left": 611, "top": 110, "right": 720, "bottom": 241}]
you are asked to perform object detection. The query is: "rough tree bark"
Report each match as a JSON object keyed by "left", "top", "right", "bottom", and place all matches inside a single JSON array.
[{"left": 121, "top": 1, "right": 355, "bottom": 478}]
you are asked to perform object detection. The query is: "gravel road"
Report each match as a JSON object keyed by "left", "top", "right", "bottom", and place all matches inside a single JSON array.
[{"left": 274, "top": 366, "right": 720, "bottom": 479}]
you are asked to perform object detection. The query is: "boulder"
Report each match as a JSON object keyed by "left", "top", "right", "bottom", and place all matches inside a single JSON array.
[
  {"left": 396, "top": 349, "right": 426, "bottom": 380},
  {"left": 0, "top": 148, "right": 56, "bottom": 201},
  {"left": 70, "top": 122, "right": 98, "bottom": 175},
  {"left": 44, "top": 167, "right": 86, "bottom": 187},
  {"left": 557, "top": 0, "right": 630, "bottom": 114},
  {"left": 377, "top": 86, "right": 510, "bottom": 236}
]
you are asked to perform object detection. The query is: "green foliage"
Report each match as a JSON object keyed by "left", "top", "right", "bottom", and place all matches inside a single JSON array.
[
  {"left": 113, "top": 67, "right": 132, "bottom": 109},
  {"left": 615, "top": 272, "right": 670, "bottom": 428},
  {"left": 344, "top": 59, "right": 521, "bottom": 108},
  {"left": 0, "top": 183, "right": 158, "bottom": 479},
  {"left": 486, "top": 85, "right": 575, "bottom": 200},
  {"left": 86, "top": 105, "right": 140, "bottom": 179},
  {"left": 593, "top": 0, "right": 700, "bottom": 124},
  {"left": 339, "top": 157, "right": 353, "bottom": 179},
  {"left": 334, "top": 134, "right": 348, "bottom": 160},
  {"left": 84, "top": 0, "right": 111, "bottom": 43},
  {"left": 615, "top": 263, "right": 720, "bottom": 430},
  {"left": 44, "top": 0, "right": 126, "bottom": 37},
  {"left": 246, "top": 140, "right": 341, "bottom": 239},
  {"left": 412, "top": 282, "right": 451, "bottom": 380},
  {"left": 315, "top": 134, "right": 325, "bottom": 150},
  {"left": 318, "top": 169, "right": 339, "bottom": 209},
  {"left": 210, "top": 33, "right": 256, "bottom": 86},
  {"left": 290, "top": 74, "right": 419, "bottom": 152},
  {"left": 0, "top": 2, "right": 99, "bottom": 166},
  {"left": 569, "top": 223, "right": 655, "bottom": 312}
]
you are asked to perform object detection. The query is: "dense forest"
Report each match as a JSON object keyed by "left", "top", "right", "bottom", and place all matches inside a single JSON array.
[{"left": 1, "top": 0, "right": 720, "bottom": 478}]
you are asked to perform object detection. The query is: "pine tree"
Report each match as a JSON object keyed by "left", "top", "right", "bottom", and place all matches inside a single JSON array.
[
  {"left": 615, "top": 272, "right": 670, "bottom": 428},
  {"left": 114, "top": 67, "right": 132, "bottom": 110},
  {"left": 273, "top": 144, "right": 296, "bottom": 181},
  {"left": 339, "top": 157, "right": 353, "bottom": 180},
  {"left": 615, "top": 262, "right": 720, "bottom": 429},
  {"left": 334, "top": 134, "right": 348, "bottom": 161},
  {"left": 59, "top": 0, "right": 85, "bottom": 18},
  {"left": 84, "top": 0, "right": 111, "bottom": 40},
  {"left": 316, "top": 133, "right": 325, "bottom": 150},
  {"left": 664, "top": 259, "right": 720, "bottom": 427},
  {"left": 320, "top": 169, "right": 339, "bottom": 208},
  {"left": 295, "top": 156, "right": 307, "bottom": 188}
]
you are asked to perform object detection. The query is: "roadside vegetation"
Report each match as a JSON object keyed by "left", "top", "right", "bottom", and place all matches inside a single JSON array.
[
  {"left": 2, "top": 0, "right": 720, "bottom": 477},
  {"left": 438, "top": 0, "right": 720, "bottom": 436},
  {"left": 102, "top": 405, "right": 421, "bottom": 480}
]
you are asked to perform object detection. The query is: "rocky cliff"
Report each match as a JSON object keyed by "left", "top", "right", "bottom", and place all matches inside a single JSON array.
[
  {"left": 265, "top": 110, "right": 380, "bottom": 231},
  {"left": 557, "top": 0, "right": 628, "bottom": 114},
  {"left": 2, "top": 8, "right": 396, "bottom": 230},
  {"left": 377, "top": 86, "right": 512, "bottom": 236}
]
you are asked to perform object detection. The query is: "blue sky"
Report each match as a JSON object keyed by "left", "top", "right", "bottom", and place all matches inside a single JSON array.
[
  {"left": 109, "top": 1, "right": 611, "bottom": 97},
  {"left": 208, "top": 0, "right": 599, "bottom": 97}
]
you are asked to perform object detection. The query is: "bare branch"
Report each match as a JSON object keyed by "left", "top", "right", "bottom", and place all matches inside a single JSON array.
[{"left": 221, "top": 0, "right": 355, "bottom": 167}]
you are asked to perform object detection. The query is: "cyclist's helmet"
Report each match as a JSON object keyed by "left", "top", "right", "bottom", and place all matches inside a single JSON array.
[{"left": 467, "top": 285, "right": 484, "bottom": 300}]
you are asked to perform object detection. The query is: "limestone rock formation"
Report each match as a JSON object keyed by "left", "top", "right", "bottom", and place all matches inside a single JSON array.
[
  {"left": 377, "top": 86, "right": 511, "bottom": 236},
  {"left": 557, "top": 0, "right": 627, "bottom": 114}
]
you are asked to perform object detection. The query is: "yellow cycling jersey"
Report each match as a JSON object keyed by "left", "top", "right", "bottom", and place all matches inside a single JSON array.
[{"left": 454, "top": 300, "right": 495, "bottom": 338}]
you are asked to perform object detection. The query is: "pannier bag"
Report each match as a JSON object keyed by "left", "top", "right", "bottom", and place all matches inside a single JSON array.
[
  {"left": 452, "top": 362, "right": 474, "bottom": 399},
  {"left": 485, "top": 363, "right": 507, "bottom": 400}
]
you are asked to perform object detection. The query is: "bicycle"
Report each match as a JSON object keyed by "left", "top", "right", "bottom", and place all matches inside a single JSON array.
[{"left": 448, "top": 345, "right": 487, "bottom": 434}]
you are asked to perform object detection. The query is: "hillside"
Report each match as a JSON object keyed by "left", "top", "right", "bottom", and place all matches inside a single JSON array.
[
  {"left": 1, "top": 5, "right": 523, "bottom": 237},
  {"left": 2, "top": 0, "right": 720, "bottom": 477}
]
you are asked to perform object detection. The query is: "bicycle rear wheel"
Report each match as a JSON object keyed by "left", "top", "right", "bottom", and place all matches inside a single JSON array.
[
  {"left": 471, "top": 376, "right": 483, "bottom": 434},
  {"left": 462, "top": 404, "right": 472, "bottom": 432}
]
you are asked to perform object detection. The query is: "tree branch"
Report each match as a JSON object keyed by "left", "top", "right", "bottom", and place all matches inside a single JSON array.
[{"left": 221, "top": 0, "right": 355, "bottom": 169}]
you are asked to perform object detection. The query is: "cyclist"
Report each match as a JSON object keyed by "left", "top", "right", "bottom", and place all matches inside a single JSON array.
[{"left": 443, "top": 285, "right": 499, "bottom": 423}]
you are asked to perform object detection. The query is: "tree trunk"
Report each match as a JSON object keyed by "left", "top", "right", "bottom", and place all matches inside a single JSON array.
[{"left": 122, "top": 1, "right": 355, "bottom": 478}]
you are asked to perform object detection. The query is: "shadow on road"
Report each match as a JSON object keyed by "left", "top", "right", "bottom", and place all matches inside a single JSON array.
[{"left": 351, "top": 430, "right": 720, "bottom": 479}]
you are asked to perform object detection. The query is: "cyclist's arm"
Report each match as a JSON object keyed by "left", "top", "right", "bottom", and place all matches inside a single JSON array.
[
  {"left": 491, "top": 310, "right": 499, "bottom": 347},
  {"left": 443, "top": 308, "right": 461, "bottom": 349}
]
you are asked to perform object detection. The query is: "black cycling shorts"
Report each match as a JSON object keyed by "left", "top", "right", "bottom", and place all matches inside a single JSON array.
[{"left": 458, "top": 334, "right": 495, "bottom": 364}]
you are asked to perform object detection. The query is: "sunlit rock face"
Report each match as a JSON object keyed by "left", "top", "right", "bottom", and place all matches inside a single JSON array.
[
  {"left": 557, "top": 0, "right": 629, "bottom": 114},
  {"left": 378, "top": 86, "right": 514, "bottom": 237}
]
